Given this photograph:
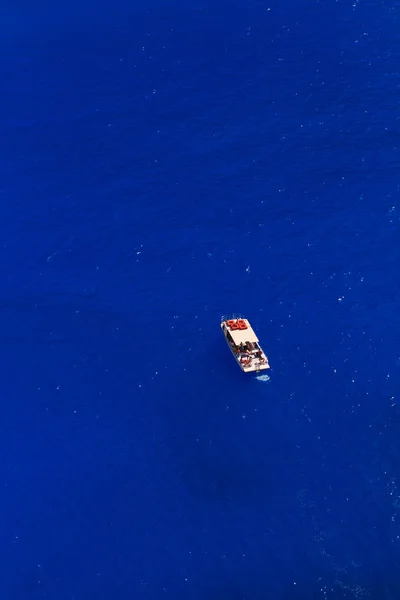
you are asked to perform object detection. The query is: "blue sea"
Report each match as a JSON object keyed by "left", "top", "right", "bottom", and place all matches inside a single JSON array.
[{"left": 1, "top": 0, "right": 400, "bottom": 598}]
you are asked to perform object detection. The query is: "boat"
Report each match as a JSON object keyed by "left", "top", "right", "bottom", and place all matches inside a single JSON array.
[{"left": 221, "top": 316, "right": 271, "bottom": 373}]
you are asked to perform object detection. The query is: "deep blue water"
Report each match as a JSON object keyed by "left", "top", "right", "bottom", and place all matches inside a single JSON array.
[{"left": 1, "top": 0, "right": 400, "bottom": 598}]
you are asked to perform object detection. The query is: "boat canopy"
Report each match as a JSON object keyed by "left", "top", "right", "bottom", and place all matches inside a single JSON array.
[{"left": 228, "top": 323, "right": 259, "bottom": 345}]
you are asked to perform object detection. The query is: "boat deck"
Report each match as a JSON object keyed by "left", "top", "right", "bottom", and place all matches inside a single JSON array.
[{"left": 221, "top": 318, "right": 270, "bottom": 373}]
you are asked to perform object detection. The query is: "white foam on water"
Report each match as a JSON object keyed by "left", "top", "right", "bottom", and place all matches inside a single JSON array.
[{"left": 256, "top": 374, "right": 270, "bottom": 382}]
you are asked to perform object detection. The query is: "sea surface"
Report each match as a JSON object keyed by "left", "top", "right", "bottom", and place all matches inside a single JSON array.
[{"left": 1, "top": 0, "right": 400, "bottom": 598}]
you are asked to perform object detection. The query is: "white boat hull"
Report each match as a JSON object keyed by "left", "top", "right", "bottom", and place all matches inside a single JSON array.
[{"left": 221, "top": 318, "right": 271, "bottom": 373}]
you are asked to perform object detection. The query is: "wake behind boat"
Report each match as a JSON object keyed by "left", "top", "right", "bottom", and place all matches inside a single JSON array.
[{"left": 221, "top": 316, "right": 270, "bottom": 373}]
